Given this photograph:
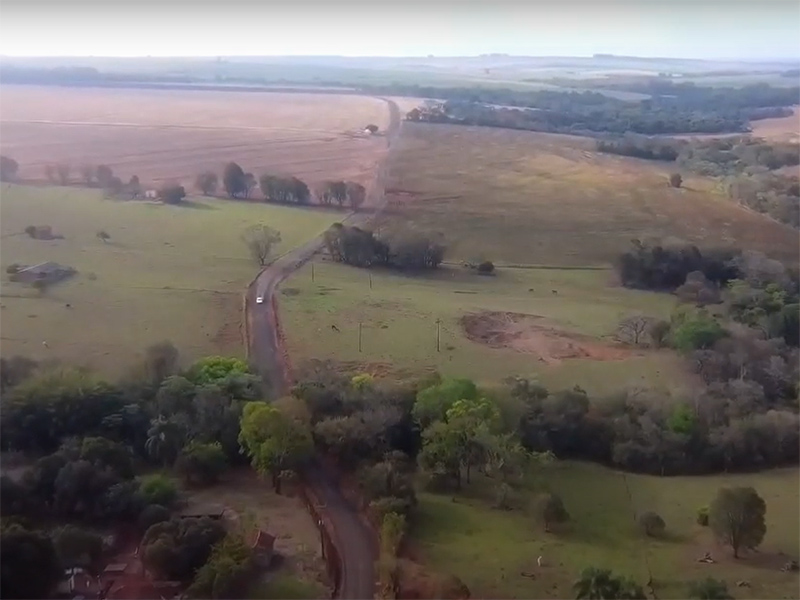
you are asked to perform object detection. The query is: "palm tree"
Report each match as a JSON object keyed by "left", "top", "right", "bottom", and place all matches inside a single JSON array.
[
  {"left": 687, "top": 578, "right": 733, "bottom": 600},
  {"left": 145, "top": 416, "right": 185, "bottom": 466}
]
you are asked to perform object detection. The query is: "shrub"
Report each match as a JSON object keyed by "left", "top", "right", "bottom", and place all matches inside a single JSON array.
[
  {"left": 669, "top": 172, "right": 683, "bottom": 188},
  {"left": 533, "top": 492, "right": 569, "bottom": 532},
  {"left": 697, "top": 505, "right": 710, "bottom": 527},
  {"left": 477, "top": 260, "right": 495, "bottom": 275},
  {"left": 370, "top": 496, "right": 414, "bottom": 521},
  {"left": 24, "top": 225, "right": 37, "bottom": 238},
  {"left": 138, "top": 474, "right": 178, "bottom": 507},
  {"left": 6, "top": 263, "right": 21, "bottom": 274},
  {"left": 138, "top": 504, "right": 171, "bottom": 532},
  {"left": 638, "top": 510, "right": 666, "bottom": 537}
]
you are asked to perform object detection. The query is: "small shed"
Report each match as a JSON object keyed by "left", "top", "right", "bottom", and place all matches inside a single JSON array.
[{"left": 178, "top": 504, "right": 226, "bottom": 520}]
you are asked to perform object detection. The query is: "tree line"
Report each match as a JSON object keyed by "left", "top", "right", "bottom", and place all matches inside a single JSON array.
[
  {"left": 402, "top": 80, "right": 799, "bottom": 136},
  {"left": 323, "top": 223, "right": 446, "bottom": 271},
  {"left": 197, "top": 162, "right": 368, "bottom": 210}
]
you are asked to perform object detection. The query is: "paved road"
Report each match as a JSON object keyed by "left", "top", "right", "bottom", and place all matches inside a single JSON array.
[{"left": 247, "top": 96, "right": 401, "bottom": 600}]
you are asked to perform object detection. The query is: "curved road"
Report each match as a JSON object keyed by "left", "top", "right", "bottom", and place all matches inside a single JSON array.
[{"left": 247, "top": 97, "right": 402, "bottom": 600}]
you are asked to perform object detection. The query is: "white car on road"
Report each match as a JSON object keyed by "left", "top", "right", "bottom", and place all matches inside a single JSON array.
[{"left": 256, "top": 296, "right": 264, "bottom": 304}]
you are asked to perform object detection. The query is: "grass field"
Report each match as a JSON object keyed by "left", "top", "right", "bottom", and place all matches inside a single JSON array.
[
  {"left": 379, "top": 123, "right": 799, "bottom": 266},
  {"left": 0, "top": 85, "right": 390, "bottom": 189},
  {"left": 0, "top": 184, "right": 342, "bottom": 374},
  {"left": 412, "top": 461, "right": 800, "bottom": 600},
  {"left": 281, "top": 260, "right": 687, "bottom": 394}
]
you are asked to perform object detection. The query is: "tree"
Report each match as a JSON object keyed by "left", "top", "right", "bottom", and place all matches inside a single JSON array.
[
  {"left": 241, "top": 224, "right": 282, "bottom": 266},
  {"left": 159, "top": 184, "right": 186, "bottom": 204},
  {"left": 573, "top": 568, "right": 646, "bottom": 599},
  {"left": 97, "top": 230, "right": 111, "bottom": 243},
  {"left": 616, "top": 315, "right": 655, "bottom": 346},
  {"left": 80, "top": 164, "right": 95, "bottom": 185},
  {"left": 365, "top": 124, "right": 379, "bottom": 134},
  {"left": 138, "top": 473, "right": 178, "bottom": 507},
  {"left": 687, "top": 578, "right": 733, "bottom": 600},
  {"left": 223, "top": 162, "right": 247, "bottom": 198},
  {"left": 141, "top": 341, "right": 180, "bottom": 386},
  {"left": 709, "top": 486, "right": 766, "bottom": 558},
  {"left": 238, "top": 402, "right": 313, "bottom": 493},
  {"left": 533, "top": 492, "right": 569, "bottom": 532},
  {"left": 195, "top": 171, "right": 218, "bottom": 196},
  {"left": 0, "top": 155, "right": 19, "bottom": 182},
  {"left": 244, "top": 172, "right": 258, "bottom": 199},
  {"left": 175, "top": 441, "right": 227, "bottom": 486},
  {"left": 53, "top": 163, "right": 71, "bottom": 185},
  {"left": 319, "top": 180, "right": 347, "bottom": 206},
  {"left": 79, "top": 436, "right": 135, "bottom": 479},
  {"left": 186, "top": 534, "right": 254, "bottom": 599},
  {"left": 672, "top": 312, "right": 726, "bottom": 353},
  {"left": 637, "top": 511, "right": 665, "bottom": 537},
  {"left": 0, "top": 524, "right": 62, "bottom": 599},
  {"left": 189, "top": 356, "right": 249, "bottom": 385},
  {"left": 138, "top": 504, "right": 171, "bottom": 533},
  {"left": 346, "top": 181, "right": 367, "bottom": 210},
  {"left": 95, "top": 164, "right": 114, "bottom": 188},
  {"left": 127, "top": 175, "right": 142, "bottom": 198},
  {"left": 413, "top": 378, "right": 479, "bottom": 429},
  {"left": 145, "top": 416, "right": 186, "bottom": 466},
  {"left": 141, "top": 517, "right": 226, "bottom": 581},
  {"left": 669, "top": 173, "right": 683, "bottom": 188},
  {"left": 51, "top": 525, "right": 104, "bottom": 569},
  {"left": 477, "top": 260, "right": 495, "bottom": 274}
]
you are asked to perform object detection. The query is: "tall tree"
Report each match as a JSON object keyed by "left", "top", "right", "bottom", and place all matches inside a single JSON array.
[
  {"left": 0, "top": 155, "right": 19, "bottom": 182},
  {"left": 238, "top": 402, "right": 313, "bottom": 493},
  {"left": 709, "top": 486, "right": 767, "bottom": 558},
  {"left": 0, "top": 524, "right": 62, "bottom": 599},
  {"left": 241, "top": 224, "right": 282, "bottom": 266},
  {"left": 223, "top": 162, "right": 247, "bottom": 198},
  {"left": 145, "top": 416, "right": 186, "bottom": 467},
  {"left": 195, "top": 171, "right": 219, "bottom": 196}
]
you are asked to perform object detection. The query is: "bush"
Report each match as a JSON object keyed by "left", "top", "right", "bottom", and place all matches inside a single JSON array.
[
  {"left": 159, "top": 184, "right": 186, "bottom": 204},
  {"left": 697, "top": 505, "right": 710, "bottom": 527},
  {"left": 6, "top": 263, "right": 20, "bottom": 274},
  {"left": 175, "top": 441, "right": 227, "bottom": 487},
  {"left": 138, "top": 504, "right": 171, "bottom": 532},
  {"left": 637, "top": 511, "right": 666, "bottom": 537},
  {"left": 370, "top": 496, "right": 414, "bottom": 521},
  {"left": 477, "top": 260, "right": 495, "bottom": 275},
  {"left": 138, "top": 474, "right": 178, "bottom": 507},
  {"left": 533, "top": 492, "right": 569, "bottom": 532},
  {"left": 669, "top": 172, "right": 683, "bottom": 188}
]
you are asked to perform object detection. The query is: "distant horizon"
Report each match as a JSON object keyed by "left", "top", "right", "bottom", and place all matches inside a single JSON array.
[{"left": 1, "top": 0, "right": 798, "bottom": 62}]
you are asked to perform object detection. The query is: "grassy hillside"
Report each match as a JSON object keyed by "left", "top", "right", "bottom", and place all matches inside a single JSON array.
[
  {"left": 413, "top": 461, "right": 799, "bottom": 600},
  {"left": 0, "top": 184, "right": 341, "bottom": 374},
  {"left": 379, "top": 123, "right": 798, "bottom": 266}
]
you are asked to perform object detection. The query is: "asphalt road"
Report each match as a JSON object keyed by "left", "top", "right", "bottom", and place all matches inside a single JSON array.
[{"left": 247, "top": 96, "right": 401, "bottom": 600}]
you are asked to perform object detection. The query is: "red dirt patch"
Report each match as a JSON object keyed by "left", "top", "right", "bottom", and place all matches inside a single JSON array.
[{"left": 461, "top": 311, "right": 633, "bottom": 365}]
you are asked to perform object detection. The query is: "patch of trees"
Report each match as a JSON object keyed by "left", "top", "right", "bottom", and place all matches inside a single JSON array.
[
  {"left": 323, "top": 223, "right": 445, "bottom": 271},
  {"left": 0, "top": 155, "right": 19, "bottom": 181},
  {"left": 726, "top": 172, "right": 800, "bottom": 229},
  {"left": 317, "top": 180, "right": 367, "bottom": 210},
  {"left": 141, "top": 517, "right": 226, "bottom": 581}
]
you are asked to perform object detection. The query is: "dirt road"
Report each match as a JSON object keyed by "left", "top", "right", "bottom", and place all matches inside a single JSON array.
[{"left": 247, "top": 96, "right": 401, "bottom": 600}]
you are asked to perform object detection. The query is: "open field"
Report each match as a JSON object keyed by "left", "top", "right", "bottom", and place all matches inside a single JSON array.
[
  {"left": 378, "top": 123, "right": 799, "bottom": 266},
  {"left": 0, "top": 85, "right": 390, "bottom": 189},
  {"left": 0, "top": 184, "right": 343, "bottom": 374},
  {"left": 412, "top": 461, "right": 800, "bottom": 600},
  {"left": 750, "top": 106, "right": 800, "bottom": 143},
  {"left": 281, "top": 260, "right": 686, "bottom": 394}
]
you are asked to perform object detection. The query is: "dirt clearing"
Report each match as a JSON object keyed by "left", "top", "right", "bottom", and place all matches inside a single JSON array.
[{"left": 461, "top": 311, "right": 633, "bottom": 365}]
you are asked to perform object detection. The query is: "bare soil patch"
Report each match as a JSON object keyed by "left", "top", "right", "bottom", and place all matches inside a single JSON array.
[{"left": 461, "top": 311, "right": 633, "bottom": 365}]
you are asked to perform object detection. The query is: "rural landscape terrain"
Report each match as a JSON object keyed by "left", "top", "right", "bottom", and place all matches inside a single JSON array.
[{"left": 1, "top": 47, "right": 799, "bottom": 600}]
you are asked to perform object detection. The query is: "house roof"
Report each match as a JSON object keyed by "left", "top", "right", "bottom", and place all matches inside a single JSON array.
[{"left": 252, "top": 529, "right": 276, "bottom": 551}]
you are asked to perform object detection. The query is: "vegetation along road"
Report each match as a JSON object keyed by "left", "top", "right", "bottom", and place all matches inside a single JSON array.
[{"left": 247, "top": 95, "right": 401, "bottom": 600}]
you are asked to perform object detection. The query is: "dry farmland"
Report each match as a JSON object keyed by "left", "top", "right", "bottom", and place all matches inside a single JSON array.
[{"left": 0, "top": 85, "right": 390, "bottom": 188}]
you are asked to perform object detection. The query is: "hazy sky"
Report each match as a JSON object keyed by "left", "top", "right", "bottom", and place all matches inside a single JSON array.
[{"left": 1, "top": 0, "right": 798, "bottom": 60}]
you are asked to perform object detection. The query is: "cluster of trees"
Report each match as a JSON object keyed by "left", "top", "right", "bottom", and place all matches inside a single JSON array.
[
  {"left": 0, "top": 346, "right": 271, "bottom": 598},
  {"left": 726, "top": 172, "right": 800, "bottom": 228},
  {"left": 595, "top": 135, "right": 800, "bottom": 177},
  {"left": 403, "top": 81, "right": 799, "bottom": 136},
  {"left": 1, "top": 155, "right": 20, "bottom": 181},
  {"left": 323, "top": 223, "right": 446, "bottom": 271},
  {"left": 202, "top": 162, "right": 367, "bottom": 210}
]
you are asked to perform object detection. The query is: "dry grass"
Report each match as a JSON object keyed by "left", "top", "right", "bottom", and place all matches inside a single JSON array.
[
  {"left": 379, "top": 123, "right": 799, "bottom": 266},
  {"left": 0, "top": 85, "right": 390, "bottom": 188},
  {"left": 750, "top": 106, "right": 800, "bottom": 143}
]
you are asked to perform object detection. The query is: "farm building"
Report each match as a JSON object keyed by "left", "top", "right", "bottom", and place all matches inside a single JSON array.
[{"left": 10, "top": 261, "right": 76, "bottom": 284}]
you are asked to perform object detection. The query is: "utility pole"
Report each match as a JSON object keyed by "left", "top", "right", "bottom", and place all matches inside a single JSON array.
[
  {"left": 436, "top": 318, "right": 441, "bottom": 352},
  {"left": 311, "top": 262, "right": 315, "bottom": 282},
  {"left": 358, "top": 322, "right": 363, "bottom": 353},
  {"left": 369, "top": 272, "right": 373, "bottom": 290}
]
